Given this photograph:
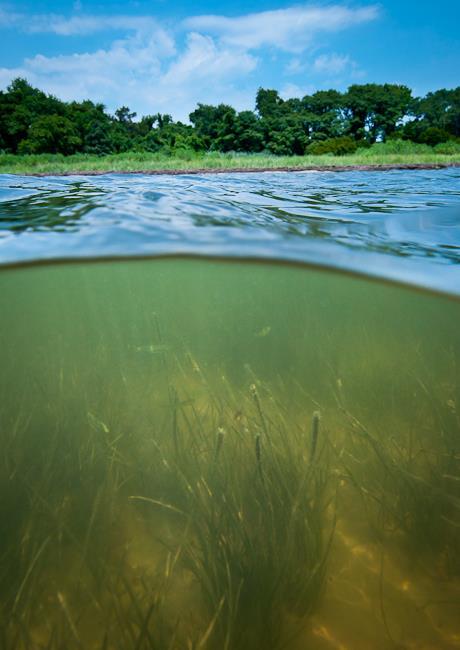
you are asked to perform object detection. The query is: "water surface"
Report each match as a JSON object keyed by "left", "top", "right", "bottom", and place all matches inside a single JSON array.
[{"left": 1, "top": 167, "right": 459, "bottom": 294}]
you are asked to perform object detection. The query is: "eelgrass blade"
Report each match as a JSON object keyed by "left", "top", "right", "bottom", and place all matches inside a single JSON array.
[
  {"left": 197, "top": 596, "right": 225, "bottom": 649},
  {"left": 309, "top": 411, "right": 321, "bottom": 463},
  {"left": 250, "top": 384, "right": 270, "bottom": 443},
  {"left": 12, "top": 536, "right": 50, "bottom": 615},
  {"left": 57, "top": 591, "right": 82, "bottom": 648},
  {"left": 255, "top": 433, "right": 264, "bottom": 484},
  {"left": 133, "top": 603, "right": 155, "bottom": 650},
  {"left": 170, "top": 385, "right": 180, "bottom": 457},
  {"left": 214, "top": 427, "right": 225, "bottom": 463}
]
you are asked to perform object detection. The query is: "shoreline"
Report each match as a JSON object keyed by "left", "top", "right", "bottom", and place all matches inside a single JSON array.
[{"left": 22, "top": 161, "right": 460, "bottom": 177}]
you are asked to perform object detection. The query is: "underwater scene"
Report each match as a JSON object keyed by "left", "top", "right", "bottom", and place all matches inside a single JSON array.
[{"left": 0, "top": 258, "right": 459, "bottom": 650}]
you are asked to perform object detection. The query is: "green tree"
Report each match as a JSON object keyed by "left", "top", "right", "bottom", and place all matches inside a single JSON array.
[
  {"left": 303, "top": 90, "right": 347, "bottom": 141},
  {"left": 255, "top": 88, "right": 285, "bottom": 119},
  {"left": 256, "top": 89, "right": 311, "bottom": 154},
  {"left": 412, "top": 88, "right": 460, "bottom": 137},
  {"left": 114, "top": 106, "right": 137, "bottom": 124},
  {"left": 232, "top": 111, "right": 264, "bottom": 152},
  {"left": 66, "top": 100, "right": 114, "bottom": 154},
  {"left": 0, "top": 78, "right": 64, "bottom": 152},
  {"left": 18, "top": 115, "right": 82, "bottom": 154},
  {"left": 139, "top": 118, "right": 204, "bottom": 153},
  {"left": 303, "top": 89, "right": 343, "bottom": 115},
  {"left": 266, "top": 116, "right": 309, "bottom": 155},
  {"left": 345, "top": 84, "right": 412, "bottom": 142},
  {"left": 1, "top": 75, "right": 457, "bottom": 156},
  {"left": 189, "top": 103, "right": 237, "bottom": 150}
]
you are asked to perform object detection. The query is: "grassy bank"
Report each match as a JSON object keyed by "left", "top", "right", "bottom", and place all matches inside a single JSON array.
[{"left": 1, "top": 140, "right": 460, "bottom": 175}]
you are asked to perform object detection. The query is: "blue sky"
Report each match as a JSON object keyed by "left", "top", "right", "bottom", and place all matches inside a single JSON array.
[{"left": 1, "top": 0, "right": 459, "bottom": 120}]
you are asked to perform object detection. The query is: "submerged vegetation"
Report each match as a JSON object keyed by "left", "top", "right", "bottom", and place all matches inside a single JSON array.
[
  {"left": 0, "top": 330, "right": 334, "bottom": 648},
  {"left": 0, "top": 259, "right": 459, "bottom": 649},
  {"left": 0, "top": 78, "right": 459, "bottom": 171}
]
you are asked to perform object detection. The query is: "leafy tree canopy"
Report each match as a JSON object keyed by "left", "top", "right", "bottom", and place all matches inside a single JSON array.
[{"left": 0, "top": 78, "right": 458, "bottom": 157}]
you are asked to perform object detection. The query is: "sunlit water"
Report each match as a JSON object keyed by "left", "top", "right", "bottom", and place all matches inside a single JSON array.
[
  {"left": 1, "top": 168, "right": 460, "bottom": 293},
  {"left": 0, "top": 169, "right": 459, "bottom": 649}
]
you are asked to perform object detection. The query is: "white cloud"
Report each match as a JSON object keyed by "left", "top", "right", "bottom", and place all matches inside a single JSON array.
[
  {"left": 285, "top": 51, "right": 364, "bottom": 83},
  {"left": 0, "top": 8, "right": 159, "bottom": 35},
  {"left": 0, "top": 29, "right": 175, "bottom": 111},
  {"left": 0, "top": 7, "right": 21, "bottom": 27},
  {"left": 162, "top": 32, "right": 256, "bottom": 85},
  {"left": 0, "top": 29, "right": 255, "bottom": 120},
  {"left": 27, "top": 14, "right": 159, "bottom": 36},
  {"left": 279, "top": 82, "right": 315, "bottom": 99},
  {"left": 26, "top": 32, "right": 175, "bottom": 75},
  {"left": 157, "top": 33, "right": 258, "bottom": 117},
  {"left": 285, "top": 58, "right": 305, "bottom": 75},
  {"left": 313, "top": 53, "right": 351, "bottom": 74},
  {"left": 0, "top": 3, "right": 379, "bottom": 119},
  {"left": 184, "top": 4, "right": 379, "bottom": 52}
]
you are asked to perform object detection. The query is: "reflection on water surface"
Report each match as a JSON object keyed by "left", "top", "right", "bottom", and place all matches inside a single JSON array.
[{"left": 0, "top": 168, "right": 459, "bottom": 294}]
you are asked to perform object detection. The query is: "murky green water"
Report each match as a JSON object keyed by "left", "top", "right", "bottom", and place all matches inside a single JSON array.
[{"left": 1, "top": 258, "right": 459, "bottom": 649}]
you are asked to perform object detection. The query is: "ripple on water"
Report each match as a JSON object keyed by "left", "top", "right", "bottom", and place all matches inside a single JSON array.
[{"left": 0, "top": 168, "right": 459, "bottom": 295}]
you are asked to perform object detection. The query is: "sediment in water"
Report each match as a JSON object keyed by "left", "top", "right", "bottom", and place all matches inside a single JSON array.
[{"left": 0, "top": 258, "right": 458, "bottom": 649}]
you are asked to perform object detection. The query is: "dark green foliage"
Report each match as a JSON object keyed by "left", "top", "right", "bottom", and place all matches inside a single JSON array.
[
  {"left": 306, "top": 136, "right": 357, "bottom": 156},
  {"left": 18, "top": 115, "right": 82, "bottom": 155},
  {"left": 345, "top": 83, "right": 413, "bottom": 142},
  {"left": 303, "top": 90, "right": 347, "bottom": 141},
  {"left": 0, "top": 78, "right": 64, "bottom": 152},
  {"left": 264, "top": 117, "right": 309, "bottom": 155},
  {"left": 255, "top": 88, "right": 285, "bottom": 119},
  {"left": 232, "top": 111, "right": 264, "bottom": 152},
  {"left": 114, "top": 106, "right": 137, "bottom": 124},
  {"left": 0, "top": 77, "right": 459, "bottom": 157},
  {"left": 398, "top": 88, "right": 460, "bottom": 144},
  {"left": 66, "top": 101, "right": 114, "bottom": 154},
  {"left": 418, "top": 127, "right": 451, "bottom": 146},
  {"left": 303, "top": 89, "right": 343, "bottom": 115},
  {"left": 140, "top": 119, "right": 204, "bottom": 153},
  {"left": 413, "top": 88, "right": 460, "bottom": 136},
  {"left": 189, "top": 103, "right": 238, "bottom": 150}
]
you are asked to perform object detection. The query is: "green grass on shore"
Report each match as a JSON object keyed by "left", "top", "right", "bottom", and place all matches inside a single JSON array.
[{"left": 1, "top": 140, "right": 460, "bottom": 175}]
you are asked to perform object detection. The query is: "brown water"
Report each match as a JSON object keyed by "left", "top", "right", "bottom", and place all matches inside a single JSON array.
[{"left": 0, "top": 258, "right": 459, "bottom": 649}]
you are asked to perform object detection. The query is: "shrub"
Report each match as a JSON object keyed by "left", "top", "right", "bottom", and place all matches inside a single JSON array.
[
  {"left": 365, "top": 139, "right": 432, "bottom": 155},
  {"left": 434, "top": 139, "right": 460, "bottom": 154},
  {"left": 418, "top": 127, "right": 451, "bottom": 146},
  {"left": 306, "top": 136, "right": 358, "bottom": 156}
]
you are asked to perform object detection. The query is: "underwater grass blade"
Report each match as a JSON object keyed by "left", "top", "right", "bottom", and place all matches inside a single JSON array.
[
  {"left": 213, "top": 427, "right": 225, "bottom": 463},
  {"left": 57, "top": 591, "right": 82, "bottom": 648},
  {"left": 197, "top": 596, "right": 226, "bottom": 650},
  {"left": 250, "top": 384, "right": 270, "bottom": 443},
  {"left": 133, "top": 603, "right": 155, "bottom": 650},
  {"left": 255, "top": 432, "right": 264, "bottom": 484},
  {"left": 12, "top": 536, "right": 50, "bottom": 615},
  {"left": 309, "top": 410, "right": 321, "bottom": 463}
]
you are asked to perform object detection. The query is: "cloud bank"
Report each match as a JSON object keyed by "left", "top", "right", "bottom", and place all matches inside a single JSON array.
[{"left": 185, "top": 5, "right": 379, "bottom": 52}]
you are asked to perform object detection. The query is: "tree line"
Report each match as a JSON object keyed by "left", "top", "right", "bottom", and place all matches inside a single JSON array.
[{"left": 0, "top": 78, "right": 459, "bottom": 156}]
